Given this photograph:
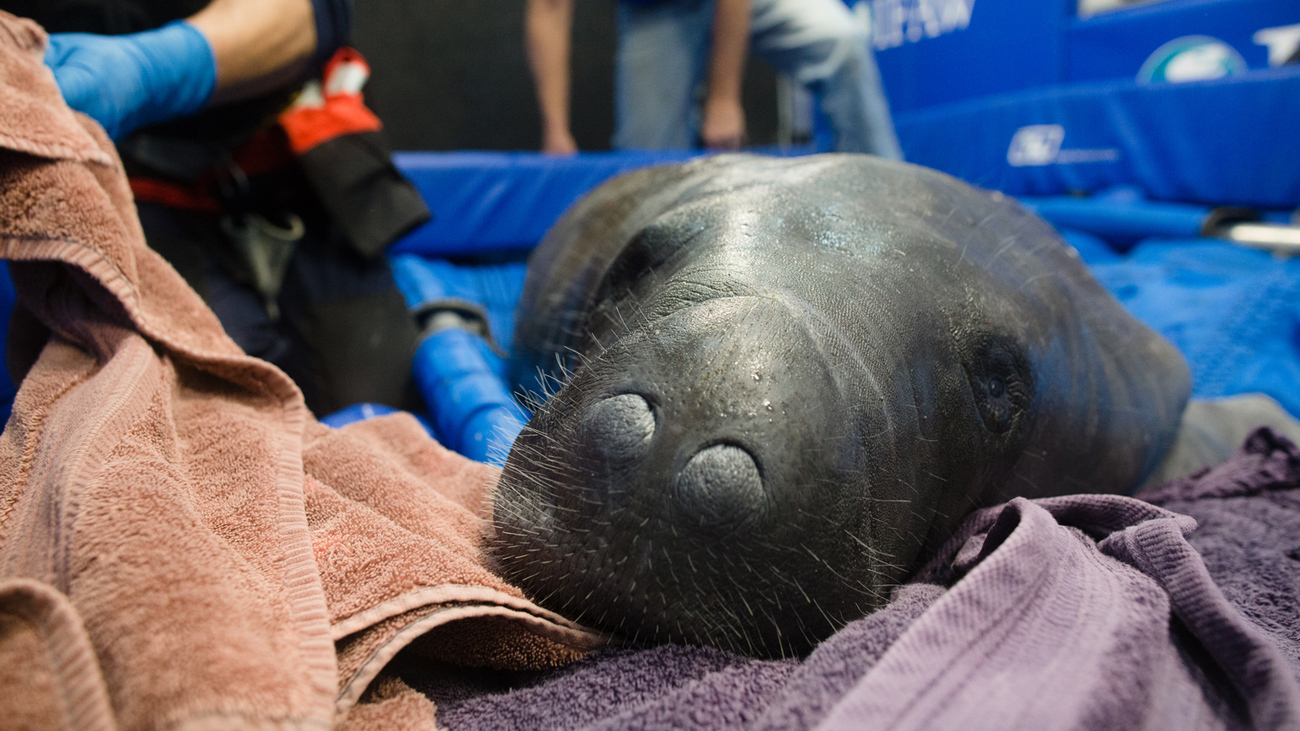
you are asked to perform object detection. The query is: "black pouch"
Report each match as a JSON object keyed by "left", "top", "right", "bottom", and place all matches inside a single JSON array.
[{"left": 296, "top": 130, "right": 430, "bottom": 261}]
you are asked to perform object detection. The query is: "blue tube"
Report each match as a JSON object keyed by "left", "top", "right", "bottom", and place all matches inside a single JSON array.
[
  {"left": 390, "top": 253, "right": 456, "bottom": 309},
  {"left": 1019, "top": 196, "right": 1210, "bottom": 248},
  {"left": 412, "top": 328, "right": 529, "bottom": 465}
]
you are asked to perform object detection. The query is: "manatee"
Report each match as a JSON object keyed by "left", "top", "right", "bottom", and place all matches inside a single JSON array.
[{"left": 489, "top": 153, "right": 1190, "bottom": 659}]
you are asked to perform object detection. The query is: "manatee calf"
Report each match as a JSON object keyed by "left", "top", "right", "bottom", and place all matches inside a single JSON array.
[{"left": 489, "top": 153, "right": 1190, "bottom": 658}]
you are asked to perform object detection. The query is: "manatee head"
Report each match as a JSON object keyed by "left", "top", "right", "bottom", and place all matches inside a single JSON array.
[{"left": 489, "top": 154, "right": 1189, "bottom": 658}]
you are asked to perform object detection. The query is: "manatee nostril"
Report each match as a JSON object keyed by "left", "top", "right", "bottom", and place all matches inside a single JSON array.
[
  {"left": 583, "top": 393, "right": 656, "bottom": 466},
  {"left": 672, "top": 444, "right": 765, "bottom": 530}
]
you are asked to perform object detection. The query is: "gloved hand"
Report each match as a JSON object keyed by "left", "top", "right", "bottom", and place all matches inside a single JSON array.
[{"left": 43, "top": 21, "right": 217, "bottom": 140}]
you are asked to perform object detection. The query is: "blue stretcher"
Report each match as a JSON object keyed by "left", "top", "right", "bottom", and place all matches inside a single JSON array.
[
  {"left": 2, "top": 150, "right": 1297, "bottom": 465},
  {"left": 368, "top": 149, "right": 1300, "bottom": 464}
]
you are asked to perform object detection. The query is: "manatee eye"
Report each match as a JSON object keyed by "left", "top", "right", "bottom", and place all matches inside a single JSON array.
[
  {"left": 987, "top": 377, "right": 1005, "bottom": 398},
  {"left": 599, "top": 214, "right": 708, "bottom": 303},
  {"left": 965, "top": 336, "right": 1033, "bottom": 437}
]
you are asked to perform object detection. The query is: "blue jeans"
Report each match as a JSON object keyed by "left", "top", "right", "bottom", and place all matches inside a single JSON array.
[{"left": 614, "top": 0, "right": 903, "bottom": 159}]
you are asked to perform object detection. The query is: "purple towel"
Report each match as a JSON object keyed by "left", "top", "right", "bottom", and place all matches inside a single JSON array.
[{"left": 408, "top": 429, "right": 1300, "bottom": 730}]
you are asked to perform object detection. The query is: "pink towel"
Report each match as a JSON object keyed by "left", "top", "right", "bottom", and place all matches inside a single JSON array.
[{"left": 0, "top": 12, "right": 602, "bottom": 730}]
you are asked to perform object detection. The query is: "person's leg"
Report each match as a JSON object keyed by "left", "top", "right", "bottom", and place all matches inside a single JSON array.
[
  {"left": 136, "top": 201, "right": 319, "bottom": 403},
  {"left": 749, "top": 0, "right": 902, "bottom": 159},
  {"left": 613, "top": 0, "right": 714, "bottom": 149},
  {"left": 277, "top": 231, "right": 420, "bottom": 417}
]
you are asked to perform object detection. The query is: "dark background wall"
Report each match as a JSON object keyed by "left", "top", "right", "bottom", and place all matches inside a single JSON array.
[{"left": 352, "top": 0, "right": 779, "bottom": 151}]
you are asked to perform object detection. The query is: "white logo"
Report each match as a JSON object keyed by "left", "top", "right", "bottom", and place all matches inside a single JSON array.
[
  {"left": 872, "top": 0, "right": 976, "bottom": 51},
  {"left": 1254, "top": 23, "right": 1300, "bottom": 67},
  {"left": 1007, "top": 125, "right": 1064, "bottom": 167},
  {"left": 1137, "top": 36, "right": 1247, "bottom": 84},
  {"left": 1007, "top": 125, "right": 1120, "bottom": 167}
]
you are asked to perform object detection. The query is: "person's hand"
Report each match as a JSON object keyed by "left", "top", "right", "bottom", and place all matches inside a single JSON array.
[
  {"left": 44, "top": 21, "right": 216, "bottom": 140},
  {"left": 701, "top": 95, "right": 746, "bottom": 150},
  {"left": 541, "top": 126, "right": 579, "bottom": 156}
]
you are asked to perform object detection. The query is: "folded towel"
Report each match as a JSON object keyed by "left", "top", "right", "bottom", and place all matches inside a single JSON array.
[
  {"left": 424, "top": 429, "right": 1300, "bottom": 730},
  {"left": 0, "top": 11, "right": 602, "bottom": 730}
]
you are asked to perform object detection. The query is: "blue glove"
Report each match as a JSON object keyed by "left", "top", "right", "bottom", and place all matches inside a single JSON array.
[{"left": 43, "top": 21, "right": 217, "bottom": 141}]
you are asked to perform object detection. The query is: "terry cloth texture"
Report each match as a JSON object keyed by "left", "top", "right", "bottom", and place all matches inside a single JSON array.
[
  {"left": 420, "top": 429, "right": 1300, "bottom": 731},
  {"left": 0, "top": 11, "right": 602, "bottom": 731}
]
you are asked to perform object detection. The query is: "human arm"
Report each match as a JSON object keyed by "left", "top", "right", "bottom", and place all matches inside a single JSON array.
[
  {"left": 525, "top": 0, "right": 579, "bottom": 155},
  {"left": 700, "top": 0, "right": 750, "bottom": 150},
  {"left": 188, "top": 0, "right": 317, "bottom": 103},
  {"left": 43, "top": 0, "right": 333, "bottom": 139}
]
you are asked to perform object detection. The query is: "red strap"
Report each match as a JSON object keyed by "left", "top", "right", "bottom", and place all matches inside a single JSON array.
[
  {"left": 129, "top": 177, "right": 222, "bottom": 214},
  {"left": 279, "top": 47, "right": 383, "bottom": 155}
]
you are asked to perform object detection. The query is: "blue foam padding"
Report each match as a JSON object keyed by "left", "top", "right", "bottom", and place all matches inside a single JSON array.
[
  {"left": 0, "top": 261, "right": 14, "bottom": 426},
  {"left": 1021, "top": 192, "right": 1211, "bottom": 248},
  {"left": 1091, "top": 237, "right": 1300, "bottom": 418},
  {"left": 1066, "top": 0, "right": 1296, "bottom": 83},
  {"left": 872, "top": 0, "right": 1073, "bottom": 114},
  {"left": 390, "top": 150, "right": 701, "bottom": 256},
  {"left": 320, "top": 402, "right": 439, "bottom": 437},
  {"left": 873, "top": 0, "right": 1297, "bottom": 113},
  {"left": 896, "top": 66, "right": 1300, "bottom": 208}
]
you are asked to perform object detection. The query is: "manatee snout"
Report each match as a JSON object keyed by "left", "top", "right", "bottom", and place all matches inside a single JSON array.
[
  {"left": 582, "top": 391, "right": 766, "bottom": 530},
  {"left": 491, "top": 298, "right": 885, "bottom": 657}
]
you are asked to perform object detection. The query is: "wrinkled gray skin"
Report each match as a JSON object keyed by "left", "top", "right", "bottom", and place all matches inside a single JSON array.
[{"left": 490, "top": 154, "right": 1190, "bottom": 659}]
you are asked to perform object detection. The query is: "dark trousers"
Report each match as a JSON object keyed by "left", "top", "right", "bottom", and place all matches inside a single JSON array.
[{"left": 138, "top": 201, "right": 420, "bottom": 417}]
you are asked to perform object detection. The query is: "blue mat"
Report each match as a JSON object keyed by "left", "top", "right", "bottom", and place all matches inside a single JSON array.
[{"left": 869, "top": 0, "right": 1300, "bottom": 208}]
